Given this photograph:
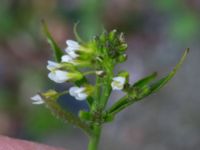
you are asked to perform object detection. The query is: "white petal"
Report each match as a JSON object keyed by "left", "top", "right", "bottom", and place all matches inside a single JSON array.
[
  {"left": 76, "top": 87, "right": 85, "bottom": 93},
  {"left": 48, "top": 72, "right": 57, "bottom": 82},
  {"left": 69, "top": 86, "right": 87, "bottom": 100},
  {"left": 76, "top": 93, "right": 88, "bottom": 100},
  {"left": 48, "top": 70, "right": 69, "bottom": 83},
  {"left": 61, "top": 55, "right": 73, "bottom": 63},
  {"left": 47, "top": 60, "right": 60, "bottom": 71},
  {"left": 31, "top": 94, "right": 44, "bottom": 104},
  {"left": 55, "top": 70, "right": 69, "bottom": 83},
  {"left": 32, "top": 100, "right": 44, "bottom": 105},
  {"left": 96, "top": 70, "right": 104, "bottom": 75},
  {"left": 65, "top": 49, "right": 79, "bottom": 58},
  {"left": 111, "top": 82, "right": 123, "bottom": 90},
  {"left": 69, "top": 86, "right": 80, "bottom": 97},
  {"left": 31, "top": 94, "right": 42, "bottom": 101},
  {"left": 66, "top": 40, "right": 80, "bottom": 49},
  {"left": 113, "top": 77, "right": 126, "bottom": 84}
]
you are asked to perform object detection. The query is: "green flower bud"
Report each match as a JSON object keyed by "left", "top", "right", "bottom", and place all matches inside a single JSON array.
[
  {"left": 117, "top": 54, "right": 127, "bottom": 63},
  {"left": 109, "top": 29, "right": 117, "bottom": 41},
  {"left": 118, "top": 71, "right": 129, "bottom": 82}
]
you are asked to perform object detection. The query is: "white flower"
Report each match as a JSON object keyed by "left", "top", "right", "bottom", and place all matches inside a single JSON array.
[
  {"left": 65, "top": 40, "right": 80, "bottom": 58},
  {"left": 61, "top": 55, "right": 73, "bottom": 63},
  {"left": 48, "top": 70, "right": 70, "bottom": 83},
  {"left": 47, "top": 61, "right": 60, "bottom": 71},
  {"left": 111, "top": 76, "right": 126, "bottom": 90},
  {"left": 67, "top": 50, "right": 79, "bottom": 58},
  {"left": 69, "top": 86, "right": 88, "bottom": 101},
  {"left": 66, "top": 40, "right": 80, "bottom": 51},
  {"left": 31, "top": 94, "right": 44, "bottom": 105}
]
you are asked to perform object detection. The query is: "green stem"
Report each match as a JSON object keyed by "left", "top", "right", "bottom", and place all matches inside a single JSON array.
[
  {"left": 100, "top": 76, "right": 112, "bottom": 109},
  {"left": 88, "top": 125, "right": 102, "bottom": 150}
]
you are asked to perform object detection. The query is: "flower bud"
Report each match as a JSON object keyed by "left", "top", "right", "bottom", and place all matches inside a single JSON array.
[
  {"left": 118, "top": 71, "right": 129, "bottom": 82},
  {"left": 109, "top": 29, "right": 117, "bottom": 41},
  {"left": 118, "top": 44, "right": 128, "bottom": 51},
  {"left": 31, "top": 94, "right": 44, "bottom": 105},
  {"left": 117, "top": 54, "right": 127, "bottom": 63},
  {"left": 95, "top": 70, "right": 105, "bottom": 76},
  {"left": 42, "top": 90, "right": 58, "bottom": 99}
]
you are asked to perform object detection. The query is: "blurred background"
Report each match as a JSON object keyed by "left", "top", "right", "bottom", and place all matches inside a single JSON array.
[{"left": 0, "top": 0, "right": 199, "bottom": 150}]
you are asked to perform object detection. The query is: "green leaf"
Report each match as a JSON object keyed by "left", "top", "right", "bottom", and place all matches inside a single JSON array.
[
  {"left": 133, "top": 72, "right": 157, "bottom": 88},
  {"left": 107, "top": 95, "right": 128, "bottom": 114},
  {"left": 149, "top": 48, "right": 189, "bottom": 94},
  {"left": 41, "top": 20, "right": 64, "bottom": 62}
]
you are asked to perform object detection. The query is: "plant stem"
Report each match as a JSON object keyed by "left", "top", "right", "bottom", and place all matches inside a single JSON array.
[{"left": 88, "top": 125, "right": 102, "bottom": 150}]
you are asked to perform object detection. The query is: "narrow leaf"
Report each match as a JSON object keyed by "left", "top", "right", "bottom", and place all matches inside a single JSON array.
[
  {"left": 149, "top": 48, "right": 189, "bottom": 93},
  {"left": 41, "top": 20, "right": 64, "bottom": 62},
  {"left": 133, "top": 72, "right": 157, "bottom": 88},
  {"left": 108, "top": 48, "right": 189, "bottom": 116}
]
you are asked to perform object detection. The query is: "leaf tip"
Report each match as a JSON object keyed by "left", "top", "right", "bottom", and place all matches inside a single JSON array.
[{"left": 186, "top": 48, "right": 190, "bottom": 53}]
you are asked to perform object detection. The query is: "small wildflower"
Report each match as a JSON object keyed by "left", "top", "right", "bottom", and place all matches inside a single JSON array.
[
  {"left": 66, "top": 40, "right": 80, "bottom": 51},
  {"left": 31, "top": 94, "right": 44, "bottom": 105},
  {"left": 111, "top": 76, "right": 126, "bottom": 90},
  {"left": 47, "top": 60, "right": 60, "bottom": 71},
  {"left": 69, "top": 86, "right": 88, "bottom": 100},
  {"left": 48, "top": 70, "right": 83, "bottom": 83},
  {"left": 48, "top": 70, "right": 70, "bottom": 83},
  {"left": 61, "top": 55, "right": 74, "bottom": 63},
  {"left": 65, "top": 40, "right": 80, "bottom": 58}
]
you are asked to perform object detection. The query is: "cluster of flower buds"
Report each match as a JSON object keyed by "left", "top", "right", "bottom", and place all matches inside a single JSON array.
[{"left": 45, "top": 40, "right": 95, "bottom": 101}]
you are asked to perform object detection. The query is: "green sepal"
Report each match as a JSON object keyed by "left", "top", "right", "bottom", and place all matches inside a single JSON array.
[
  {"left": 118, "top": 43, "right": 128, "bottom": 51},
  {"left": 118, "top": 71, "right": 129, "bottom": 81},
  {"left": 108, "top": 29, "right": 117, "bottom": 41},
  {"left": 117, "top": 54, "right": 127, "bottom": 63},
  {"left": 103, "top": 113, "right": 114, "bottom": 123},
  {"left": 86, "top": 97, "right": 94, "bottom": 107},
  {"left": 79, "top": 110, "right": 92, "bottom": 121},
  {"left": 41, "top": 20, "right": 64, "bottom": 62},
  {"left": 75, "top": 76, "right": 88, "bottom": 86}
]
